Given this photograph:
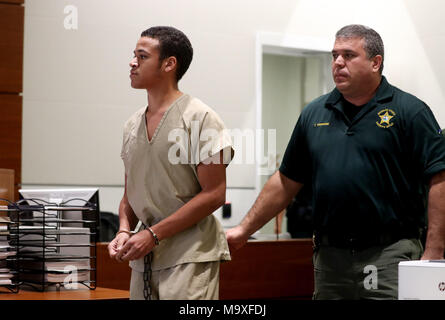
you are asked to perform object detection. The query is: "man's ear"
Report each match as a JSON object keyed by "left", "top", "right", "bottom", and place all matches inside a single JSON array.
[
  {"left": 371, "top": 55, "right": 383, "bottom": 73},
  {"left": 164, "top": 56, "right": 177, "bottom": 73}
]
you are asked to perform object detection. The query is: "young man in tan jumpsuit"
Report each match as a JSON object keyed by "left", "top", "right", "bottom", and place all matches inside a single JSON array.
[{"left": 108, "top": 26, "right": 233, "bottom": 300}]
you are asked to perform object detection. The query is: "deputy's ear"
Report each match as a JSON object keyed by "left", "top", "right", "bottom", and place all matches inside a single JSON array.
[
  {"left": 372, "top": 55, "right": 383, "bottom": 73},
  {"left": 164, "top": 56, "right": 177, "bottom": 73}
]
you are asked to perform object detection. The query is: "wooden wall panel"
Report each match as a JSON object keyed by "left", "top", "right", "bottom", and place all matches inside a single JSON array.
[
  {"left": 0, "top": 94, "right": 22, "bottom": 199},
  {"left": 0, "top": 1, "right": 24, "bottom": 4},
  {"left": 219, "top": 239, "right": 314, "bottom": 299},
  {"left": 96, "top": 242, "right": 131, "bottom": 290},
  {"left": 0, "top": 1, "right": 23, "bottom": 200},
  {"left": 0, "top": 3, "right": 24, "bottom": 93},
  {"left": 0, "top": 168, "right": 14, "bottom": 205}
]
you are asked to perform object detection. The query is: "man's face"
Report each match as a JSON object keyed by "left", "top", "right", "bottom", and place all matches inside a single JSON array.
[
  {"left": 331, "top": 37, "right": 379, "bottom": 97},
  {"left": 129, "top": 37, "right": 163, "bottom": 89}
]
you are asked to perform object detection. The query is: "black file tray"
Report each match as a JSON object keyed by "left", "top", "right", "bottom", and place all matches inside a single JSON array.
[{"left": 12, "top": 198, "right": 98, "bottom": 292}]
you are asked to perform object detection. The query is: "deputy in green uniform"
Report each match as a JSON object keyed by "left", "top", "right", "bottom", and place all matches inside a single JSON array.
[{"left": 226, "top": 24, "right": 445, "bottom": 299}]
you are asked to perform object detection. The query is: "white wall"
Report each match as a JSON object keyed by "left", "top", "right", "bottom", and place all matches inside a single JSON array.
[
  {"left": 22, "top": 0, "right": 302, "bottom": 188},
  {"left": 22, "top": 0, "right": 445, "bottom": 221}
]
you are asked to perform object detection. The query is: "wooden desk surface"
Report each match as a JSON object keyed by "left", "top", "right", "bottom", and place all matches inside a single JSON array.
[{"left": 0, "top": 287, "right": 129, "bottom": 300}]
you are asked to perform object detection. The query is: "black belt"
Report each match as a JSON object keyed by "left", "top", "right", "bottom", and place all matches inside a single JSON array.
[{"left": 313, "top": 230, "right": 421, "bottom": 251}]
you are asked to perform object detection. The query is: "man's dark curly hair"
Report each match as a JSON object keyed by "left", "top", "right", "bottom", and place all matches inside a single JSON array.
[{"left": 141, "top": 26, "right": 193, "bottom": 82}]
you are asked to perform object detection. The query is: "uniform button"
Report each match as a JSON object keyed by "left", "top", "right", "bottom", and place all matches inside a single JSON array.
[{"left": 345, "top": 131, "right": 354, "bottom": 136}]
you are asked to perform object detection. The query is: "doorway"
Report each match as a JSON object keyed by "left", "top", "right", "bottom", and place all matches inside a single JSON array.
[{"left": 256, "top": 32, "right": 334, "bottom": 235}]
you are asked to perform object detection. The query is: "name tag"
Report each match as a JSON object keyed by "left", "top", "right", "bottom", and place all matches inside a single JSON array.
[{"left": 314, "top": 122, "right": 330, "bottom": 127}]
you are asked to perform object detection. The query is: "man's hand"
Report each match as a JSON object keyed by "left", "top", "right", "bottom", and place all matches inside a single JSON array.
[
  {"left": 225, "top": 225, "right": 249, "bottom": 253},
  {"left": 421, "top": 248, "right": 444, "bottom": 260},
  {"left": 108, "top": 233, "right": 131, "bottom": 261},
  {"left": 115, "top": 229, "right": 156, "bottom": 262}
]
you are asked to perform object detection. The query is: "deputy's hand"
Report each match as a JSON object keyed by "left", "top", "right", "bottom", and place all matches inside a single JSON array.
[
  {"left": 108, "top": 232, "right": 131, "bottom": 262},
  {"left": 420, "top": 247, "right": 444, "bottom": 260},
  {"left": 116, "top": 229, "right": 155, "bottom": 262},
  {"left": 225, "top": 226, "right": 249, "bottom": 253}
]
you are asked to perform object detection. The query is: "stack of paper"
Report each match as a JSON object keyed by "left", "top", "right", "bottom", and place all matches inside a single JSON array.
[
  {"left": 20, "top": 259, "right": 90, "bottom": 283},
  {"left": 0, "top": 260, "right": 11, "bottom": 285},
  {"left": 21, "top": 258, "right": 90, "bottom": 272},
  {"left": 17, "top": 227, "right": 91, "bottom": 256},
  {"left": 0, "top": 216, "right": 10, "bottom": 235},
  {"left": 18, "top": 227, "right": 92, "bottom": 286},
  {"left": 0, "top": 269, "right": 13, "bottom": 285},
  {"left": 0, "top": 226, "right": 16, "bottom": 286}
]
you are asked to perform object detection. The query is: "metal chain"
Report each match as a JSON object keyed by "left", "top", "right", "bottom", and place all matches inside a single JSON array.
[
  {"left": 142, "top": 223, "right": 153, "bottom": 300},
  {"left": 143, "top": 251, "right": 153, "bottom": 300}
]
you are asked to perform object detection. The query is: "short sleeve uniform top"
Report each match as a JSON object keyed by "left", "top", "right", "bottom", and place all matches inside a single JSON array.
[
  {"left": 279, "top": 77, "right": 445, "bottom": 238},
  {"left": 121, "top": 94, "right": 233, "bottom": 271}
]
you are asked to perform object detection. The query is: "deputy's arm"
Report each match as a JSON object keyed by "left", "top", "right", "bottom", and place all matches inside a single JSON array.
[
  {"left": 226, "top": 171, "right": 303, "bottom": 252},
  {"left": 422, "top": 170, "right": 445, "bottom": 260},
  {"left": 117, "top": 152, "right": 227, "bottom": 261}
]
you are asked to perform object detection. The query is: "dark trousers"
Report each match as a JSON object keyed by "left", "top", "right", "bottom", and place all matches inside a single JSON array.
[{"left": 312, "top": 238, "right": 423, "bottom": 299}]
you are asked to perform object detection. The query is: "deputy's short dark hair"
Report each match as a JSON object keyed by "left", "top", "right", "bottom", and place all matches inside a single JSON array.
[
  {"left": 336, "top": 24, "right": 384, "bottom": 74},
  {"left": 141, "top": 26, "right": 193, "bottom": 82}
]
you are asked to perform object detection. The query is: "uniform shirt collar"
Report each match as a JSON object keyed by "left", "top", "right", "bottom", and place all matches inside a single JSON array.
[{"left": 326, "top": 76, "right": 394, "bottom": 108}]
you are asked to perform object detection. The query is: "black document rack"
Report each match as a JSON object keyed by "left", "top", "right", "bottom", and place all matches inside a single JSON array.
[{"left": 5, "top": 198, "right": 98, "bottom": 292}]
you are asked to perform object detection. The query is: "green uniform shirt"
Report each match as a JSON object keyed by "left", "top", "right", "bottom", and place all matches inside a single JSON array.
[{"left": 280, "top": 76, "right": 445, "bottom": 238}]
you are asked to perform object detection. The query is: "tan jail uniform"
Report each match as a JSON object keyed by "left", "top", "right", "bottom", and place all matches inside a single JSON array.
[{"left": 121, "top": 94, "right": 233, "bottom": 300}]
